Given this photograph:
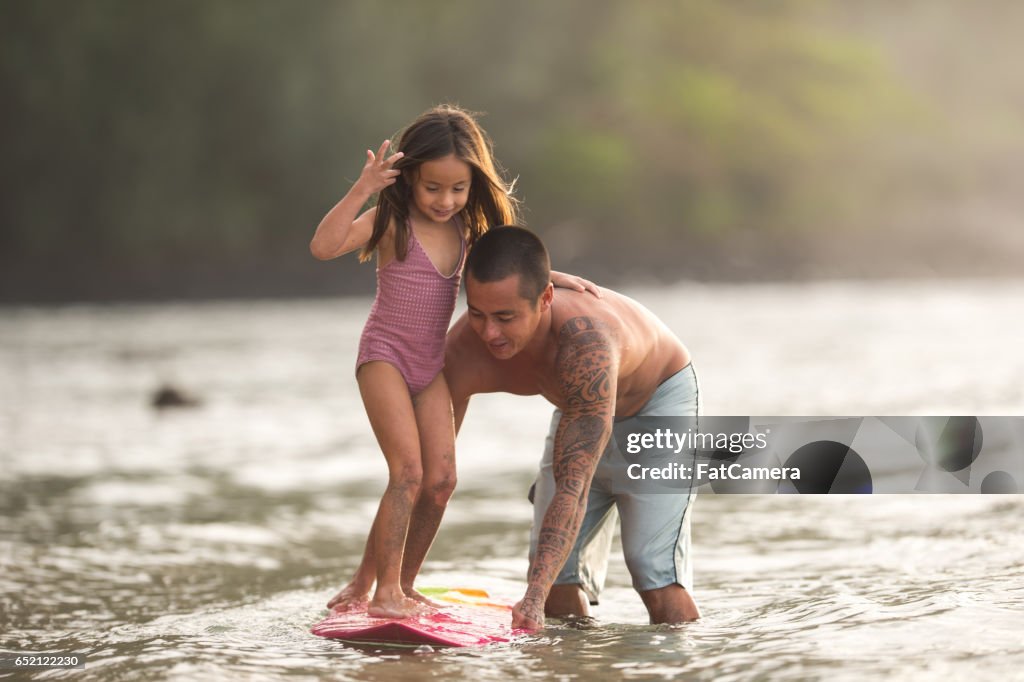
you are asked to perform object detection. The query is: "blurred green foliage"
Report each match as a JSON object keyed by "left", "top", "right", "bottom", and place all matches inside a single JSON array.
[{"left": 1, "top": 1, "right": 1021, "bottom": 300}]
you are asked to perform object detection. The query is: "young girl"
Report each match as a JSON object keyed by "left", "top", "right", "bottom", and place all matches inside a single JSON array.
[{"left": 311, "top": 105, "right": 593, "bottom": 618}]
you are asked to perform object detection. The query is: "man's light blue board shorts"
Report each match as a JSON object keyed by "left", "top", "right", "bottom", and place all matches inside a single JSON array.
[{"left": 530, "top": 364, "right": 700, "bottom": 604}]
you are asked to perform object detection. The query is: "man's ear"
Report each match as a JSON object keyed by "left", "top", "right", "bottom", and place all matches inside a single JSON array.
[{"left": 539, "top": 282, "right": 554, "bottom": 312}]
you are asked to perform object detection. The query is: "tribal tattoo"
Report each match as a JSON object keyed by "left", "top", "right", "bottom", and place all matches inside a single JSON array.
[{"left": 525, "top": 317, "right": 617, "bottom": 606}]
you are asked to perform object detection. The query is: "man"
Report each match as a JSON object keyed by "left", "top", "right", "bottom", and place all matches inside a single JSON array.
[{"left": 445, "top": 226, "right": 701, "bottom": 630}]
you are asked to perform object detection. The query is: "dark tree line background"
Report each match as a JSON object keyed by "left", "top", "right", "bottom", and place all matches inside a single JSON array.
[{"left": 2, "top": 1, "right": 1022, "bottom": 302}]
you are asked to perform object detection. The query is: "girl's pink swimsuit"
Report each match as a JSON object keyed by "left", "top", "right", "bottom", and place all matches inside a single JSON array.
[{"left": 356, "top": 219, "right": 467, "bottom": 395}]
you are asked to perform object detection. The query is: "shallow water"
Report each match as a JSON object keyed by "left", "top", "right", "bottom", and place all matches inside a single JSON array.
[{"left": 1, "top": 280, "right": 1022, "bottom": 680}]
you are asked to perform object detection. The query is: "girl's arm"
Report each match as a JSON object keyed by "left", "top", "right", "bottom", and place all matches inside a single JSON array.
[
  {"left": 550, "top": 270, "right": 603, "bottom": 298},
  {"left": 310, "top": 140, "right": 403, "bottom": 260}
]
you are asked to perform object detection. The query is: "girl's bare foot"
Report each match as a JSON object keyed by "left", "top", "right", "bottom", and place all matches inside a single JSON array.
[
  {"left": 327, "top": 582, "right": 372, "bottom": 612},
  {"left": 367, "top": 593, "right": 426, "bottom": 619},
  {"left": 404, "top": 588, "right": 441, "bottom": 610}
]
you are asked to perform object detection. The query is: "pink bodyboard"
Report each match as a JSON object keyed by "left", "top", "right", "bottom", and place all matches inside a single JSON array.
[{"left": 311, "top": 587, "right": 514, "bottom": 648}]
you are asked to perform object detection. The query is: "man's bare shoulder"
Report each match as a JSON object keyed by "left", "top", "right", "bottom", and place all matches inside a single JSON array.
[
  {"left": 444, "top": 314, "right": 498, "bottom": 393},
  {"left": 446, "top": 315, "right": 486, "bottom": 364},
  {"left": 552, "top": 312, "right": 617, "bottom": 359},
  {"left": 446, "top": 314, "right": 477, "bottom": 354},
  {"left": 550, "top": 290, "right": 621, "bottom": 350}
]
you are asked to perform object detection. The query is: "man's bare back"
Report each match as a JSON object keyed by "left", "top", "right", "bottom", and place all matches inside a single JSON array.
[{"left": 446, "top": 284, "right": 690, "bottom": 422}]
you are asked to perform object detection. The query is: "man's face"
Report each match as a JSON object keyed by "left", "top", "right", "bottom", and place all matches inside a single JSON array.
[{"left": 466, "top": 274, "right": 551, "bottom": 359}]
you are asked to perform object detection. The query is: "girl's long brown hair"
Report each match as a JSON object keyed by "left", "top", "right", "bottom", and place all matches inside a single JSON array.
[{"left": 359, "top": 104, "right": 520, "bottom": 263}]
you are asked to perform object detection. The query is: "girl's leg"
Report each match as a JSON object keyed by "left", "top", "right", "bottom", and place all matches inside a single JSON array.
[
  {"left": 400, "top": 372, "right": 457, "bottom": 601},
  {"left": 357, "top": 361, "right": 426, "bottom": 618},
  {"left": 326, "top": 516, "right": 377, "bottom": 611}
]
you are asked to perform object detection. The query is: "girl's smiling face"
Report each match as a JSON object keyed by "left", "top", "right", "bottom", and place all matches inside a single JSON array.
[{"left": 409, "top": 154, "right": 473, "bottom": 224}]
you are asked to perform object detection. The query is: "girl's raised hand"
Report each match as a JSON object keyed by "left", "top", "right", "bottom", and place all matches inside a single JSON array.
[{"left": 355, "top": 139, "right": 404, "bottom": 195}]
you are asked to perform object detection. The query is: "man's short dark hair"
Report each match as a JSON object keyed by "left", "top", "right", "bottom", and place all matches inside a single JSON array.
[{"left": 466, "top": 225, "right": 551, "bottom": 301}]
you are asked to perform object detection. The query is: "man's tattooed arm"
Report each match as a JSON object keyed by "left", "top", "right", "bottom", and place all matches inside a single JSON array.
[{"left": 515, "top": 317, "right": 617, "bottom": 627}]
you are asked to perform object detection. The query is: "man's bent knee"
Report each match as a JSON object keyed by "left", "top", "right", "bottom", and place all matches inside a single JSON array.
[
  {"left": 639, "top": 583, "right": 700, "bottom": 624},
  {"left": 545, "top": 584, "right": 590, "bottom": 618}
]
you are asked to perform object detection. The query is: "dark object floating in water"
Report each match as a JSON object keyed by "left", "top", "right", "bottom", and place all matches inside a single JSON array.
[{"left": 151, "top": 384, "right": 201, "bottom": 409}]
